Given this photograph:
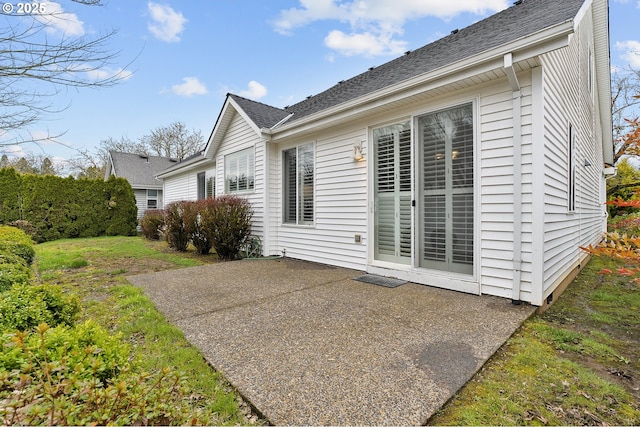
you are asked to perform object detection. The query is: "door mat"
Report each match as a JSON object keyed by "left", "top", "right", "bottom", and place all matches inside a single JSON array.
[{"left": 353, "top": 274, "right": 407, "bottom": 288}]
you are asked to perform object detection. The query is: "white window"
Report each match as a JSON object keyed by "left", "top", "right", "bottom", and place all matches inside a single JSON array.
[
  {"left": 197, "top": 172, "right": 206, "bottom": 200},
  {"left": 225, "top": 147, "right": 254, "bottom": 193},
  {"left": 206, "top": 176, "right": 215, "bottom": 198},
  {"left": 283, "top": 143, "right": 314, "bottom": 225},
  {"left": 147, "top": 189, "right": 158, "bottom": 209}
]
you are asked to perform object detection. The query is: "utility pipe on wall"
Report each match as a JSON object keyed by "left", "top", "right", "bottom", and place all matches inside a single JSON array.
[{"left": 504, "top": 53, "right": 524, "bottom": 304}]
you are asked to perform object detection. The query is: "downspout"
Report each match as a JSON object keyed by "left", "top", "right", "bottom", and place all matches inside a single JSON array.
[{"left": 504, "top": 53, "right": 524, "bottom": 304}]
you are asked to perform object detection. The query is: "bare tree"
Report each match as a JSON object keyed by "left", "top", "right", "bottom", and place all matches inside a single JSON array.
[
  {"left": 67, "top": 136, "right": 147, "bottom": 178},
  {"left": 612, "top": 68, "right": 640, "bottom": 164},
  {"left": 0, "top": 0, "right": 129, "bottom": 148},
  {"left": 139, "top": 121, "right": 203, "bottom": 160}
]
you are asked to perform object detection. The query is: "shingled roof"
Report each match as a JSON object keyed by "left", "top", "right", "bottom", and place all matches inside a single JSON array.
[
  {"left": 228, "top": 0, "right": 585, "bottom": 129},
  {"left": 107, "top": 151, "right": 178, "bottom": 188}
]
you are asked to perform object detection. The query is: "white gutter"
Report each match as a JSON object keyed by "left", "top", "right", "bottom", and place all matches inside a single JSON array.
[{"left": 504, "top": 53, "right": 524, "bottom": 304}]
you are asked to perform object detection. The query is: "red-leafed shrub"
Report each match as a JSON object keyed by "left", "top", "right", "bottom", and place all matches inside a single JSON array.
[
  {"left": 200, "top": 195, "right": 252, "bottom": 260},
  {"left": 140, "top": 209, "right": 165, "bottom": 240}
]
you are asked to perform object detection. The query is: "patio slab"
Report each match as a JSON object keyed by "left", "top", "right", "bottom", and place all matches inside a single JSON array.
[{"left": 128, "top": 258, "right": 535, "bottom": 425}]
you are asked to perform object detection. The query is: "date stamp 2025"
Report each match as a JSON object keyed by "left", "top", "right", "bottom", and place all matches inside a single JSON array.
[{"left": 2, "top": 2, "right": 46, "bottom": 14}]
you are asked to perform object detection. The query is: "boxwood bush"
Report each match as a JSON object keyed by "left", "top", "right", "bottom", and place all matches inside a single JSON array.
[
  {"left": 0, "top": 322, "right": 212, "bottom": 425},
  {"left": 0, "top": 225, "right": 35, "bottom": 265},
  {"left": 0, "top": 284, "right": 81, "bottom": 332}
]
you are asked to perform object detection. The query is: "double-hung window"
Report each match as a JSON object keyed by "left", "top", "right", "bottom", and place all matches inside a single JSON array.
[
  {"left": 225, "top": 147, "right": 254, "bottom": 193},
  {"left": 283, "top": 143, "right": 314, "bottom": 225},
  {"left": 147, "top": 189, "right": 158, "bottom": 209}
]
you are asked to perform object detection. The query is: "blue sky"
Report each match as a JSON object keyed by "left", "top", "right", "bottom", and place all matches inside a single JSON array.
[{"left": 2, "top": 0, "right": 639, "bottom": 167}]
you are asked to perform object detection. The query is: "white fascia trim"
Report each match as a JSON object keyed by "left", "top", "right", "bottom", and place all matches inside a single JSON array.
[
  {"left": 267, "top": 21, "right": 574, "bottom": 140},
  {"left": 155, "top": 157, "right": 210, "bottom": 179},
  {"left": 227, "top": 97, "right": 264, "bottom": 137}
]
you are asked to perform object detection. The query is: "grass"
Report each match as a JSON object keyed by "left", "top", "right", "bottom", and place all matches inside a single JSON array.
[
  {"left": 428, "top": 255, "right": 640, "bottom": 426},
  {"left": 34, "top": 235, "right": 261, "bottom": 426},
  {"left": 33, "top": 234, "right": 640, "bottom": 425}
]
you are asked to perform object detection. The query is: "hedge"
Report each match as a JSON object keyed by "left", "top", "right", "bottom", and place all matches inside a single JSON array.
[{"left": 0, "top": 169, "right": 137, "bottom": 242}]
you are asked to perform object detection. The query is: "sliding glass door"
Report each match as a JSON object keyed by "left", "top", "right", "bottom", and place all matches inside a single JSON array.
[{"left": 417, "top": 103, "right": 474, "bottom": 275}]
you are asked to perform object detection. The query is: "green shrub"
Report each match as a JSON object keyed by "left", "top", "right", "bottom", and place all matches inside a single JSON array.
[
  {"left": 0, "top": 322, "right": 211, "bottom": 426},
  {"left": 104, "top": 175, "right": 138, "bottom": 236},
  {"left": 0, "top": 262, "right": 32, "bottom": 293},
  {"left": 0, "top": 173, "right": 137, "bottom": 242},
  {"left": 140, "top": 208, "right": 165, "bottom": 240},
  {"left": 164, "top": 201, "right": 189, "bottom": 252},
  {"left": 184, "top": 200, "right": 212, "bottom": 255},
  {"left": 201, "top": 195, "right": 253, "bottom": 260},
  {"left": 0, "top": 284, "right": 80, "bottom": 331},
  {"left": 0, "top": 225, "right": 35, "bottom": 265}
]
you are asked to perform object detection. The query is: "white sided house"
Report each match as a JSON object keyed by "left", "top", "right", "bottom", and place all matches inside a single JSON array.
[
  {"left": 105, "top": 151, "right": 178, "bottom": 220},
  {"left": 159, "top": 0, "right": 613, "bottom": 306}
]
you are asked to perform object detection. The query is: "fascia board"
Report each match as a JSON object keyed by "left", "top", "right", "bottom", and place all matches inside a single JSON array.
[
  {"left": 268, "top": 21, "right": 574, "bottom": 140},
  {"left": 155, "top": 157, "right": 210, "bottom": 179},
  {"left": 204, "top": 97, "right": 263, "bottom": 159}
]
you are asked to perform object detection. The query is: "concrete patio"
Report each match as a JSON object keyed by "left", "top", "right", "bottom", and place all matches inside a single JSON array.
[{"left": 127, "top": 257, "right": 535, "bottom": 425}]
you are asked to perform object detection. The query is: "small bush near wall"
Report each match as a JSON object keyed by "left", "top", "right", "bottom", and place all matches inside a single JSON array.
[
  {"left": 140, "top": 209, "right": 165, "bottom": 240},
  {"left": 183, "top": 200, "right": 212, "bottom": 255},
  {"left": 201, "top": 195, "right": 253, "bottom": 260},
  {"left": 164, "top": 201, "right": 189, "bottom": 252},
  {"left": 0, "top": 171, "right": 137, "bottom": 242}
]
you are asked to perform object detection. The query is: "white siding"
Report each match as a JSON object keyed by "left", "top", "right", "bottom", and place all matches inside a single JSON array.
[
  {"left": 162, "top": 166, "right": 215, "bottom": 205},
  {"left": 478, "top": 77, "right": 534, "bottom": 301},
  {"left": 215, "top": 111, "right": 265, "bottom": 238},
  {"left": 536, "top": 3, "right": 606, "bottom": 303},
  {"left": 134, "top": 189, "right": 146, "bottom": 220},
  {"left": 269, "top": 127, "right": 369, "bottom": 269},
  {"left": 133, "top": 188, "right": 163, "bottom": 221}
]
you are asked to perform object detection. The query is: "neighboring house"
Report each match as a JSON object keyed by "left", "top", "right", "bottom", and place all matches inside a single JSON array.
[
  {"left": 159, "top": 0, "right": 613, "bottom": 307},
  {"left": 105, "top": 151, "right": 178, "bottom": 220}
]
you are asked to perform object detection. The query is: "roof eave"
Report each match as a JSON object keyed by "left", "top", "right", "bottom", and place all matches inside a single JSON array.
[
  {"left": 156, "top": 157, "right": 210, "bottom": 179},
  {"left": 270, "top": 20, "right": 574, "bottom": 140}
]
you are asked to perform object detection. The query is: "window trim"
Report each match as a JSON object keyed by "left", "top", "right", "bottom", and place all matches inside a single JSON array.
[
  {"left": 146, "top": 189, "right": 158, "bottom": 210},
  {"left": 568, "top": 123, "right": 576, "bottom": 212},
  {"left": 224, "top": 147, "right": 255, "bottom": 194},
  {"left": 283, "top": 142, "right": 315, "bottom": 226}
]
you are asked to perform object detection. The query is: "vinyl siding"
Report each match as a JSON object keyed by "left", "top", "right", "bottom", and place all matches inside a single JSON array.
[
  {"left": 162, "top": 166, "right": 215, "bottom": 205},
  {"left": 269, "top": 126, "right": 368, "bottom": 269},
  {"left": 478, "top": 78, "right": 534, "bottom": 301},
  {"left": 215, "top": 111, "right": 265, "bottom": 239},
  {"left": 537, "top": 3, "right": 606, "bottom": 302}
]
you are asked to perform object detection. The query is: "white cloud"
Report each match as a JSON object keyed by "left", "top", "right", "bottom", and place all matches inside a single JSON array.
[
  {"left": 239, "top": 81, "right": 268, "bottom": 100},
  {"left": 147, "top": 2, "right": 187, "bottom": 42},
  {"left": 171, "top": 77, "right": 208, "bottom": 97},
  {"left": 86, "top": 67, "right": 134, "bottom": 82},
  {"left": 36, "top": 1, "right": 85, "bottom": 36},
  {"left": 273, "top": 0, "right": 508, "bottom": 57},
  {"left": 3, "top": 145, "right": 26, "bottom": 157},
  {"left": 616, "top": 40, "right": 640, "bottom": 68},
  {"left": 325, "top": 30, "right": 407, "bottom": 56}
]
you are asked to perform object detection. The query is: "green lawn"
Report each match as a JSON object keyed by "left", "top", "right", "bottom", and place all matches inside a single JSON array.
[
  {"left": 35, "top": 235, "right": 640, "bottom": 426},
  {"left": 428, "top": 255, "right": 640, "bottom": 425},
  {"left": 35, "top": 236, "right": 262, "bottom": 426}
]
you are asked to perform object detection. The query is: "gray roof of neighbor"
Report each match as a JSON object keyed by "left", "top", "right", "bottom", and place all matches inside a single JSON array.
[
  {"left": 227, "top": 0, "right": 585, "bottom": 128},
  {"left": 108, "top": 151, "right": 178, "bottom": 187}
]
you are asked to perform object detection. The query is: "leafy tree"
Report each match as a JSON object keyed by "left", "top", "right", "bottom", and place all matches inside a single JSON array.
[
  {"left": 0, "top": 0, "right": 128, "bottom": 148},
  {"left": 0, "top": 154, "right": 62, "bottom": 175}
]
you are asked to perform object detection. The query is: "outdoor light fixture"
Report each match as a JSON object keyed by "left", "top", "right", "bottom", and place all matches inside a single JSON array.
[{"left": 353, "top": 140, "right": 364, "bottom": 161}]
